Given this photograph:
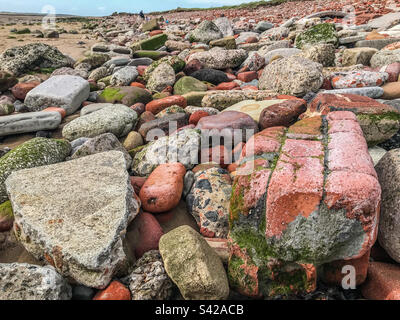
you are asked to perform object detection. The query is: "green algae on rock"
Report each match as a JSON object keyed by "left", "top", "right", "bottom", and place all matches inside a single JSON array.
[{"left": 295, "top": 23, "right": 338, "bottom": 49}]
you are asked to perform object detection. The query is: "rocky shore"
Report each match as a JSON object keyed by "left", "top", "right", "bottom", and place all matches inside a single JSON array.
[{"left": 1, "top": 0, "right": 400, "bottom": 300}]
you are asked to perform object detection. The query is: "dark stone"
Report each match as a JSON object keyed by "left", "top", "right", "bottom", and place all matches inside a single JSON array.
[{"left": 191, "top": 69, "right": 229, "bottom": 85}]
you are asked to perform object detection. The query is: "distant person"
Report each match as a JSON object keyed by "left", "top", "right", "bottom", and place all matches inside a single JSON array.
[{"left": 139, "top": 10, "right": 145, "bottom": 20}]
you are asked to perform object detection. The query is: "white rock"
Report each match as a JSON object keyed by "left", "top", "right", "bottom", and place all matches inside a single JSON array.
[{"left": 24, "top": 75, "right": 90, "bottom": 115}]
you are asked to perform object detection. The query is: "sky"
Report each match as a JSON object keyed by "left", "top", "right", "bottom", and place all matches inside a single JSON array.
[{"left": 0, "top": 0, "right": 258, "bottom": 16}]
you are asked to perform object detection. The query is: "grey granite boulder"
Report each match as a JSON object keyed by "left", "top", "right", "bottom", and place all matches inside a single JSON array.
[
  {"left": 62, "top": 104, "right": 138, "bottom": 141},
  {"left": 187, "top": 48, "right": 248, "bottom": 70},
  {"left": 0, "top": 263, "right": 72, "bottom": 300},
  {"left": 0, "top": 111, "right": 62, "bottom": 137},
  {"left": 110, "top": 66, "right": 138, "bottom": 86},
  {"left": 0, "top": 137, "right": 71, "bottom": 203},
  {"left": 189, "top": 20, "right": 223, "bottom": 44},
  {"left": 132, "top": 129, "right": 201, "bottom": 177},
  {"left": 259, "top": 55, "right": 323, "bottom": 97},
  {"left": 24, "top": 75, "right": 90, "bottom": 115},
  {"left": 70, "top": 133, "right": 132, "bottom": 168},
  {"left": 146, "top": 62, "right": 176, "bottom": 93},
  {"left": 5, "top": 151, "right": 140, "bottom": 289}
]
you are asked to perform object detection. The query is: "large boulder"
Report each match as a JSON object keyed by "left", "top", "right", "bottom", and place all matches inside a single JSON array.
[
  {"left": 24, "top": 75, "right": 90, "bottom": 115},
  {"left": 189, "top": 21, "right": 223, "bottom": 44},
  {"left": 259, "top": 56, "right": 323, "bottom": 97},
  {"left": 62, "top": 104, "right": 138, "bottom": 141},
  {"left": 5, "top": 151, "right": 140, "bottom": 289},
  {"left": 159, "top": 225, "right": 229, "bottom": 300},
  {"left": 0, "top": 137, "right": 71, "bottom": 203},
  {"left": 0, "top": 263, "right": 71, "bottom": 300},
  {"left": 0, "top": 43, "right": 74, "bottom": 76},
  {"left": 229, "top": 112, "right": 380, "bottom": 297}
]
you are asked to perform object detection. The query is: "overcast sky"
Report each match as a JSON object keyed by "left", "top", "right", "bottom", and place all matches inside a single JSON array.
[{"left": 0, "top": 0, "right": 258, "bottom": 16}]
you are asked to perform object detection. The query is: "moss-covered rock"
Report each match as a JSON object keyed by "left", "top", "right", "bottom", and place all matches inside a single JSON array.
[
  {"left": 0, "top": 200, "right": 13, "bottom": 232},
  {"left": 295, "top": 23, "right": 338, "bottom": 49},
  {"left": 132, "top": 34, "right": 168, "bottom": 51},
  {"left": 132, "top": 50, "right": 168, "bottom": 61},
  {"left": 173, "top": 76, "right": 208, "bottom": 95},
  {"left": 0, "top": 138, "right": 71, "bottom": 203},
  {"left": 97, "top": 86, "right": 152, "bottom": 105},
  {"left": 143, "top": 56, "right": 185, "bottom": 82}
]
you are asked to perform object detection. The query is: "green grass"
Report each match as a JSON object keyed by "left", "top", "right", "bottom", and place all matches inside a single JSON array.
[{"left": 149, "top": 0, "right": 300, "bottom": 14}]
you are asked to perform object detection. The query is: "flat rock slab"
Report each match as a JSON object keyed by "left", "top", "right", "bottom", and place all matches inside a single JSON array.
[
  {"left": 368, "top": 12, "right": 400, "bottom": 30},
  {"left": 5, "top": 151, "right": 140, "bottom": 289},
  {"left": 24, "top": 75, "right": 90, "bottom": 115},
  {"left": 0, "top": 263, "right": 71, "bottom": 300},
  {"left": 62, "top": 104, "right": 138, "bottom": 141},
  {"left": 355, "top": 38, "right": 400, "bottom": 50},
  {"left": 221, "top": 99, "right": 285, "bottom": 121},
  {"left": 0, "top": 111, "right": 61, "bottom": 137}
]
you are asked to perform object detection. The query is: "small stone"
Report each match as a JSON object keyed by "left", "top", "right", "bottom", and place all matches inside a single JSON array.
[
  {"left": 93, "top": 281, "right": 131, "bottom": 300},
  {"left": 126, "top": 250, "right": 174, "bottom": 300},
  {"left": 123, "top": 131, "right": 144, "bottom": 150}
]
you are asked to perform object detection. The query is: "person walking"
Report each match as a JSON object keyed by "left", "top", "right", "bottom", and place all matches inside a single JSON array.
[{"left": 139, "top": 10, "right": 145, "bottom": 20}]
